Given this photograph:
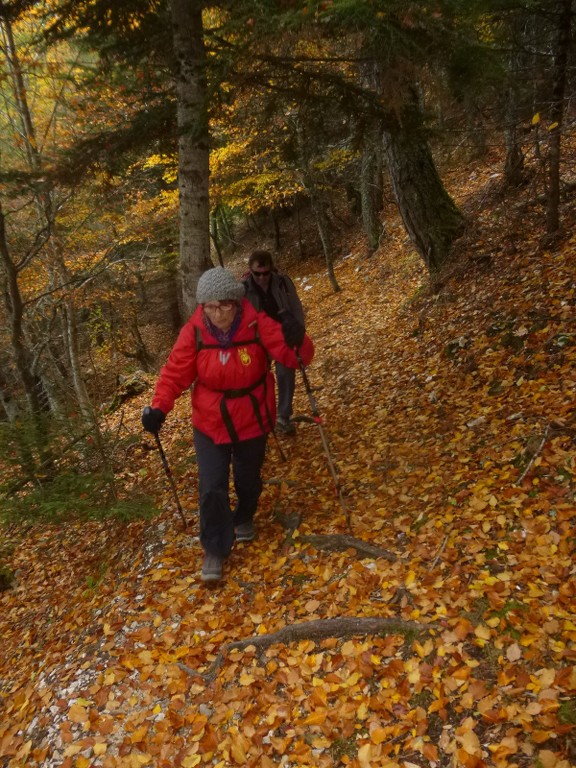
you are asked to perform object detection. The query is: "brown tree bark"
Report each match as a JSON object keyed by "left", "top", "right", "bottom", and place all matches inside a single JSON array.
[
  {"left": 170, "top": 0, "right": 213, "bottom": 318},
  {"left": 2, "top": 13, "right": 93, "bottom": 420},
  {"left": 503, "top": 18, "right": 526, "bottom": 189},
  {"left": 546, "top": 0, "right": 572, "bottom": 234},
  {"left": 383, "top": 91, "right": 465, "bottom": 277},
  {"left": 0, "top": 205, "right": 45, "bottom": 418},
  {"left": 293, "top": 110, "right": 341, "bottom": 293}
]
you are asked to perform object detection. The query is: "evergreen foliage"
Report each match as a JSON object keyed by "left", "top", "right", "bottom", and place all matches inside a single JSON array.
[
  {"left": 0, "top": 417, "right": 157, "bottom": 525},
  {"left": 0, "top": 470, "right": 157, "bottom": 525},
  {"left": 0, "top": 0, "right": 573, "bottom": 522}
]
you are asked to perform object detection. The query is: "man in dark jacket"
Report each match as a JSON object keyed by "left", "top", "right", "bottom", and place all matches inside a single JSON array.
[{"left": 243, "top": 250, "right": 306, "bottom": 434}]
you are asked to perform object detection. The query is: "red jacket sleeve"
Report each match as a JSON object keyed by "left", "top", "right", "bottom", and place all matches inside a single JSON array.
[
  {"left": 255, "top": 311, "right": 314, "bottom": 368},
  {"left": 151, "top": 320, "right": 198, "bottom": 415}
]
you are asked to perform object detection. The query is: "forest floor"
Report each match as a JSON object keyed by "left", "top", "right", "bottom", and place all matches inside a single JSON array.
[{"left": 0, "top": 146, "right": 575, "bottom": 768}]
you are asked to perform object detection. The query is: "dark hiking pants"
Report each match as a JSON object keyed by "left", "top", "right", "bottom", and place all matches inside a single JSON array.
[
  {"left": 193, "top": 428, "right": 267, "bottom": 558},
  {"left": 275, "top": 362, "right": 296, "bottom": 422}
]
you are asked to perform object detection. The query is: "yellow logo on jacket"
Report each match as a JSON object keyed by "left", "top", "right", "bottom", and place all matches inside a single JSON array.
[{"left": 238, "top": 347, "right": 252, "bottom": 366}]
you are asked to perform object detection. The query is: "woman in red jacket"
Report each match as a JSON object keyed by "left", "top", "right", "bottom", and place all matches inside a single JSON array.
[{"left": 142, "top": 267, "right": 314, "bottom": 583}]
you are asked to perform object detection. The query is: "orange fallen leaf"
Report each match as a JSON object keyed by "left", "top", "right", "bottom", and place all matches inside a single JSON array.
[
  {"left": 68, "top": 703, "right": 88, "bottom": 724},
  {"left": 457, "top": 729, "right": 482, "bottom": 756},
  {"left": 300, "top": 709, "right": 328, "bottom": 726},
  {"left": 370, "top": 726, "right": 388, "bottom": 744}
]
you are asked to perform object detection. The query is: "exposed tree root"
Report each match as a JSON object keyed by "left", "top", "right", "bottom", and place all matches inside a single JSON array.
[
  {"left": 273, "top": 509, "right": 396, "bottom": 561},
  {"left": 299, "top": 533, "right": 397, "bottom": 562},
  {"left": 177, "top": 615, "right": 430, "bottom": 684},
  {"left": 265, "top": 477, "right": 300, "bottom": 487},
  {"left": 174, "top": 507, "right": 405, "bottom": 690}
]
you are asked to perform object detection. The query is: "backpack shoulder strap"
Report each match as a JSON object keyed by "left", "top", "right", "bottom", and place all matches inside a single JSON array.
[
  {"left": 195, "top": 325, "right": 204, "bottom": 351},
  {"left": 249, "top": 320, "right": 262, "bottom": 345}
]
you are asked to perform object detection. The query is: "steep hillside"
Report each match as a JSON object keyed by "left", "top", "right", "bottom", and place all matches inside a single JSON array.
[{"left": 1, "top": 148, "right": 574, "bottom": 768}]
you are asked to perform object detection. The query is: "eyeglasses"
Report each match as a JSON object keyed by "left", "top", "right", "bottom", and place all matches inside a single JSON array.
[
  {"left": 251, "top": 269, "right": 271, "bottom": 278},
  {"left": 203, "top": 300, "right": 236, "bottom": 313}
]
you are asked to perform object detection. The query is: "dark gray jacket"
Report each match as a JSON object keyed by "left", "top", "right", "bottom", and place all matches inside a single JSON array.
[{"left": 243, "top": 272, "right": 305, "bottom": 327}]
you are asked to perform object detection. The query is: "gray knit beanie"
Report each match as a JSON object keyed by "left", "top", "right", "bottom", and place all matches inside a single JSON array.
[{"left": 196, "top": 267, "right": 245, "bottom": 305}]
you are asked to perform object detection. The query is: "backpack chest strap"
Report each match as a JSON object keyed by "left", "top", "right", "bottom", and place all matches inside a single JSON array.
[{"left": 194, "top": 324, "right": 272, "bottom": 441}]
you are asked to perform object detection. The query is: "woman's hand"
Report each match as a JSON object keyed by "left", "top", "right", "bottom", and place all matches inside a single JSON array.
[{"left": 142, "top": 406, "right": 166, "bottom": 434}]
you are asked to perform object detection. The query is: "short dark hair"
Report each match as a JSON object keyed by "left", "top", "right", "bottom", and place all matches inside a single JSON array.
[{"left": 249, "top": 250, "right": 274, "bottom": 269}]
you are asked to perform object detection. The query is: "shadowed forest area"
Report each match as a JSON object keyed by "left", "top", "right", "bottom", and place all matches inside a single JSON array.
[{"left": 0, "top": 138, "right": 575, "bottom": 766}]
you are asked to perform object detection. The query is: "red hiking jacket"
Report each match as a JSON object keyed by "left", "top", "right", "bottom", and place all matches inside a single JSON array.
[{"left": 151, "top": 299, "right": 314, "bottom": 444}]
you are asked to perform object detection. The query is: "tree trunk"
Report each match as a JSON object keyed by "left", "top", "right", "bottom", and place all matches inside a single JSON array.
[
  {"left": 1, "top": 17, "right": 37, "bottom": 169},
  {"left": 2, "top": 13, "right": 93, "bottom": 421},
  {"left": 296, "top": 205, "right": 304, "bottom": 259},
  {"left": 210, "top": 214, "right": 224, "bottom": 266},
  {"left": 357, "top": 62, "right": 385, "bottom": 255},
  {"left": 0, "top": 204, "right": 50, "bottom": 472},
  {"left": 271, "top": 209, "right": 281, "bottom": 250},
  {"left": 503, "top": 23, "right": 525, "bottom": 188},
  {"left": 54, "top": 262, "right": 93, "bottom": 420},
  {"left": 0, "top": 206, "right": 45, "bottom": 418},
  {"left": 0, "top": 367, "right": 19, "bottom": 423},
  {"left": 504, "top": 125, "right": 524, "bottom": 188},
  {"left": 294, "top": 113, "right": 340, "bottom": 292},
  {"left": 360, "top": 125, "right": 384, "bottom": 255},
  {"left": 310, "top": 190, "right": 340, "bottom": 292},
  {"left": 383, "top": 98, "right": 465, "bottom": 276},
  {"left": 464, "top": 105, "right": 487, "bottom": 160},
  {"left": 0, "top": 17, "right": 46, "bottom": 421},
  {"left": 218, "top": 206, "right": 235, "bottom": 248},
  {"left": 122, "top": 318, "right": 156, "bottom": 372},
  {"left": 171, "top": 0, "right": 213, "bottom": 319},
  {"left": 546, "top": 0, "right": 572, "bottom": 234}
]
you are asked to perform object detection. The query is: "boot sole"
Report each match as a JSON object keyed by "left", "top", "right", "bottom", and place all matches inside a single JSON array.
[{"left": 201, "top": 571, "right": 223, "bottom": 582}]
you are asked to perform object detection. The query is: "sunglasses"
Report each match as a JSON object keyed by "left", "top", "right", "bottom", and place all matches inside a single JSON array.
[{"left": 251, "top": 269, "right": 271, "bottom": 277}]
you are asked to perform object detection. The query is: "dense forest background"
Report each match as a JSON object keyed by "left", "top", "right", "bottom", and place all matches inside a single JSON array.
[
  {"left": 0, "top": 0, "right": 574, "bottom": 511},
  {"left": 0, "top": 2, "right": 575, "bottom": 767}
]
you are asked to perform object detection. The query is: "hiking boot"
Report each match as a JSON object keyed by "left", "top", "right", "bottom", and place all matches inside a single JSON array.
[
  {"left": 201, "top": 553, "right": 224, "bottom": 582},
  {"left": 235, "top": 522, "right": 255, "bottom": 542},
  {"left": 276, "top": 417, "right": 296, "bottom": 435}
]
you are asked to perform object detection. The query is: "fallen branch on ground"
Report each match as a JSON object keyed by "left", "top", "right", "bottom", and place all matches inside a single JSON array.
[
  {"left": 177, "top": 615, "right": 430, "bottom": 684},
  {"left": 430, "top": 534, "right": 449, "bottom": 569},
  {"left": 517, "top": 425, "right": 550, "bottom": 485}
]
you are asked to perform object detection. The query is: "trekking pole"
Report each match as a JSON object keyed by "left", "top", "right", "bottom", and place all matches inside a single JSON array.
[
  {"left": 149, "top": 426, "right": 188, "bottom": 530},
  {"left": 270, "top": 429, "right": 288, "bottom": 463},
  {"left": 295, "top": 350, "right": 351, "bottom": 530}
]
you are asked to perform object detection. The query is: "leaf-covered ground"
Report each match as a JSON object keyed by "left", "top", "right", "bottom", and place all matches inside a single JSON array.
[{"left": 1, "top": 152, "right": 575, "bottom": 768}]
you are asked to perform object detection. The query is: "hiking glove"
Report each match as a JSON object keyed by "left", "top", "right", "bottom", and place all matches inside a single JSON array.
[
  {"left": 281, "top": 313, "right": 305, "bottom": 348},
  {"left": 142, "top": 406, "right": 165, "bottom": 434}
]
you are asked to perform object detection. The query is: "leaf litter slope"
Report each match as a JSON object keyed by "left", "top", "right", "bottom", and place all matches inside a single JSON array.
[{"left": 1, "top": 162, "right": 575, "bottom": 767}]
